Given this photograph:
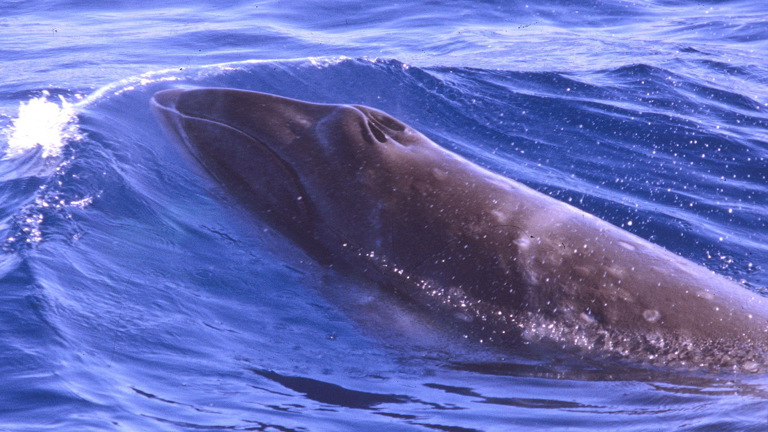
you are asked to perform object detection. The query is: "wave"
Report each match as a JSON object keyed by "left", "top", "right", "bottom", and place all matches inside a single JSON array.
[{"left": 0, "top": 56, "right": 766, "bottom": 431}]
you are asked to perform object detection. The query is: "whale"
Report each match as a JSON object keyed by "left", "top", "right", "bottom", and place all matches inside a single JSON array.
[{"left": 151, "top": 88, "right": 768, "bottom": 371}]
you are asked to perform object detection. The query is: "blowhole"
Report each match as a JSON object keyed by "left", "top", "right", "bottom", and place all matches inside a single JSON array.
[
  {"left": 372, "top": 112, "right": 406, "bottom": 132},
  {"left": 368, "top": 121, "right": 387, "bottom": 143}
]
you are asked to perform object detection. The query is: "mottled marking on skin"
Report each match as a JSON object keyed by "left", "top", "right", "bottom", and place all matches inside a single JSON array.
[
  {"left": 515, "top": 235, "right": 531, "bottom": 250},
  {"left": 643, "top": 309, "right": 661, "bottom": 323},
  {"left": 495, "top": 253, "right": 515, "bottom": 274},
  {"left": 618, "top": 241, "right": 636, "bottom": 251},
  {"left": 580, "top": 312, "right": 597, "bottom": 324},
  {"left": 573, "top": 266, "right": 593, "bottom": 279},
  {"left": 601, "top": 285, "right": 634, "bottom": 303},
  {"left": 697, "top": 291, "right": 715, "bottom": 301},
  {"left": 522, "top": 264, "right": 540, "bottom": 285},
  {"left": 606, "top": 266, "right": 625, "bottom": 280},
  {"left": 431, "top": 168, "right": 448, "bottom": 181},
  {"left": 618, "top": 289, "right": 634, "bottom": 302},
  {"left": 491, "top": 210, "right": 509, "bottom": 224}
]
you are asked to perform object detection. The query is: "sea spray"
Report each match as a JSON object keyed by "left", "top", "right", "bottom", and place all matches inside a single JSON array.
[{"left": 3, "top": 91, "right": 82, "bottom": 159}]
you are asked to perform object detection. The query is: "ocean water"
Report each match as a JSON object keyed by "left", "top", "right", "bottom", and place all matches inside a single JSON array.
[{"left": 1, "top": 1, "right": 768, "bottom": 431}]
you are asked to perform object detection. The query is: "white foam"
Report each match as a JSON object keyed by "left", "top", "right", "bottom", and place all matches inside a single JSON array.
[{"left": 3, "top": 91, "right": 81, "bottom": 159}]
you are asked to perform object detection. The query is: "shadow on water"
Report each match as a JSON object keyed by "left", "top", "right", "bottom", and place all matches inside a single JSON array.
[{"left": 251, "top": 369, "right": 410, "bottom": 409}]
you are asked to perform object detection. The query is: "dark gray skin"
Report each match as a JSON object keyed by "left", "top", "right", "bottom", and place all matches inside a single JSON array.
[{"left": 152, "top": 88, "right": 768, "bottom": 371}]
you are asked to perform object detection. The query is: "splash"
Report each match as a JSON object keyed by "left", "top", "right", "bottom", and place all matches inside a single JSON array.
[
  {"left": 3, "top": 91, "right": 82, "bottom": 159},
  {"left": 1, "top": 90, "right": 91, "bottom": 249}
]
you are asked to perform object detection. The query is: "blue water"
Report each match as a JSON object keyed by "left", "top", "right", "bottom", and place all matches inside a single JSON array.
[{"left": 1, "top": 1, "right": 768, "bottom": 430}]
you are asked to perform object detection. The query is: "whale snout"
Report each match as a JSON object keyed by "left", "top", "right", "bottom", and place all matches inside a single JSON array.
[{"left": 151, "top": 88, "right": 184, "bottom": 111}]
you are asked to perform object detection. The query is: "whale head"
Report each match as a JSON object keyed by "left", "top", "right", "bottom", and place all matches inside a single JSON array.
[{"left": 151, "top": 88, "right": 447, "bottom": 258}]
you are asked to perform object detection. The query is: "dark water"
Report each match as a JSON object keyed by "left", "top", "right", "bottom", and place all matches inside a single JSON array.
[{"left": 1, "top": 1, "right": 767, "bottom": 431}]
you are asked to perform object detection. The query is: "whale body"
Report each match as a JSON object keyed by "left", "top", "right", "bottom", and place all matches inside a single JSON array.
[{"left": 151, "top": 88, "right": 768, "bottom": 371}]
